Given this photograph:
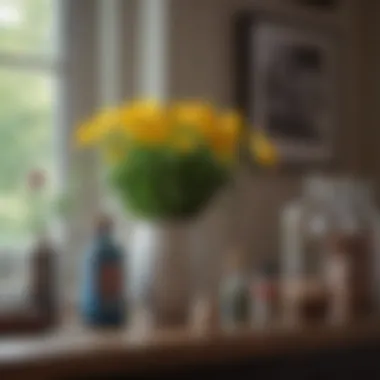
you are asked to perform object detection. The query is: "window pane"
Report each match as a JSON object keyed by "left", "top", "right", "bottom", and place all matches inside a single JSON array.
[
  {"left": 0, "top": 0, "right": 56, "bottom": 55},
  {"left": 0, "top": 68, "right": 54, "bottom": 247}
]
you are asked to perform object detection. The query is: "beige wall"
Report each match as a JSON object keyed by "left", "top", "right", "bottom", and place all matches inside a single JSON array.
[
  {"left": 116, "top": 0, "right": 377, "bottom": 294},
  {"left": 359, "top": 0, "right": 380, "bottom": 200},
  {"left": 165, "top": 0, "right": 372, "bottom": 263}
]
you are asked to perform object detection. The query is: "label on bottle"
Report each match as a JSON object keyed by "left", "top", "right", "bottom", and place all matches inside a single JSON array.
[
  {"left": 99, "top": 262, "right": 122, "bottom": 305},
  {"left": 328, "top": 231, "right": 372, "bottom": 317}
]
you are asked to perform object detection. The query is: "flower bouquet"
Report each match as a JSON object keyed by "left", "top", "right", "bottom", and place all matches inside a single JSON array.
[{"left": 76, "top": 99, "right": 276, "bottom": 326}]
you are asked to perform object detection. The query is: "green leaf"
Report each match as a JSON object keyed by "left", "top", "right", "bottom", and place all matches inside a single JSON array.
[{"left": 109, "top": 145, "right": 229, "bottom": 219}]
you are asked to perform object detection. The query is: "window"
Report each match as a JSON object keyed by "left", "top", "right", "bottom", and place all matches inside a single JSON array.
[
  {"left": 0, "top": 0, "right": 101, "bottom": 308},
  {"left": 0, "top": 0, "right": 59, "bottom": 248},
  {"left": 0, "top": 0, "right": 62, "bottom": 308},
  {"left": 0, "top": 0, "right": 129, "bottom": 308}
]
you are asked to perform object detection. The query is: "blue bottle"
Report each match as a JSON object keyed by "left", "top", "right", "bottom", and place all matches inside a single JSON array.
[{"left": 81, "top": 217, "right": 126, "bottom": 327}]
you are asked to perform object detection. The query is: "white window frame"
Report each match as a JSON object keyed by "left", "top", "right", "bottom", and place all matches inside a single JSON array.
[
  {"left": 0, "top": 0, "right": 101, "bottom": 308},
  {"left": 0, "top": 0, "right": 66, "bottom": 307},
  {"left": 56, "top": 0, "right": 101, "bottom": 306},
  {"left": 0, "top": 0, "right": 170, "bottom": 308}
]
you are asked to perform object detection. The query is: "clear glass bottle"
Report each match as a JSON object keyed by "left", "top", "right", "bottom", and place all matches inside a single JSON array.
[
  {"left": 281, "top": 174, "right": 332, "bottom": 324},
  {"left": 219, "top": 249, "right": 250, "bottom": 329},
  {"left": 325, "top": 179, "right": 377, "bottom": 323}
]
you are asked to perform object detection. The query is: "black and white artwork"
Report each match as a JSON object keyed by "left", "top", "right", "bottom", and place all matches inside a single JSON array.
[{"left": 236, "top": 15, "right": 338, "bottom": 164}]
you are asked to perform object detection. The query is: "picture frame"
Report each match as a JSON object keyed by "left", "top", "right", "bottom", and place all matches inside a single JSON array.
[
  {"left": 235, "top": 12, "right": 341, "bottom": 167},
  {"left": 295, "top": 0, "right": 338, "bottom": 9}
]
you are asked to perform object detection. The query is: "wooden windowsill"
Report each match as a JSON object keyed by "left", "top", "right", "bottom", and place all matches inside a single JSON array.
[{"left": 2, "top": 318, "right": 380, "bottom": 379}]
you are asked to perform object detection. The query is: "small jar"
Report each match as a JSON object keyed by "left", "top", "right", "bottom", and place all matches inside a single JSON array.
[
  {"left": 219, "top": 249, "right": 250, "bottom": 329},
  {"left": 190, "top": 293, "right": 219, "bottom": 334},
  {"left": 250, "top": 260, "right": 279, "bottom": 326}
]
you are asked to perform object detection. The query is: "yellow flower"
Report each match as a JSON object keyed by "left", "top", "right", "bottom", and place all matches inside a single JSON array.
[
  {"left": 208, "top": 110, "right": 242, "bottom": 161},
  {"left": 120, "top": 100, "right": 170, "bottom": 145},
  {"left": 170, "top": 101, "right": 217, "bottom": 141},
  {"left": 96, "top": 108, "right": 122, "bottom": 128},
  {"left": 172, "top": 135, "right": 197, "bottom": 153},
  {"left": 76, "top": 121, "right": 95, "bottom": 146},
  {"left": 104, "top": 145, "right": 126, "bottom": 165},
  {"left": 76, "top": 107, "right": 122, "bottom": 147},
  {"left": 121, "top": 99, "right": 161, "bottom": 123},
  {"left": 92, "top": 108, "right": 123, "bottom": 138},
  {"left": 102, "top": 129, "right": 129, "bottom": 163},
  {"left": 76, "top": 119, "right": 106, "bottom": 147},
  {"left": 75, "top": 99, "right": 277, "bottom": 169},
  {"left": 250, "top": 131, "right": 277, "bottom": 166}
]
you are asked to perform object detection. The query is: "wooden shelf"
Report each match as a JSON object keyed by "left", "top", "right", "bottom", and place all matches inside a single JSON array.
[{"left": 2, "top": 318, "right": 380, "bottom": 379}]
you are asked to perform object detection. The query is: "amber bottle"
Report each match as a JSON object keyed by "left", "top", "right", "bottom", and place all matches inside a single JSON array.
[{"left": 31, "top": 237, "right": 58, "bottom": 328}]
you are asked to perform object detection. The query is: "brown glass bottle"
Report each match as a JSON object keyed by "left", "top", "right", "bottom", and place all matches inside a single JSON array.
[{"left": 31, "top": 237, "right": 58, "bottom": 328}]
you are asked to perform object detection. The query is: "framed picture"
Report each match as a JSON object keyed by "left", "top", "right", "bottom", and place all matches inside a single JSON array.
[
  {"left": 235, "top": 13, "right": 340, "bottom": 166},
  {"left": 295, "top": 0, "right": 338, "bottom": 9}
]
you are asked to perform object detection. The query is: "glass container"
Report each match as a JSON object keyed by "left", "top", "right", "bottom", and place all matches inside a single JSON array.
[{"left": 281, "top": 175, "right": 333, "bottom": 324}]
